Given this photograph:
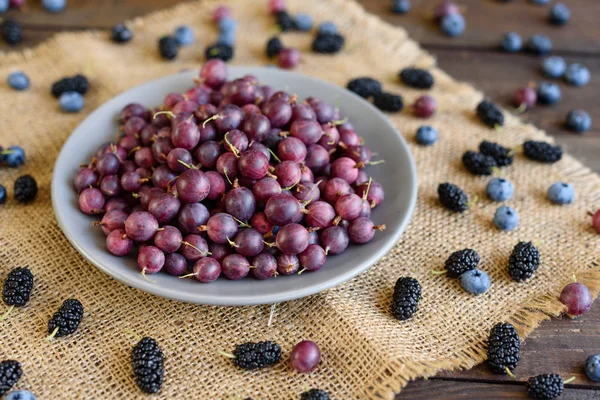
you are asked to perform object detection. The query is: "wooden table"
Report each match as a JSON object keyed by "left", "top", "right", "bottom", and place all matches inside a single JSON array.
[{"left": 2, "top": 1, "right": 598, "bottom": 398}]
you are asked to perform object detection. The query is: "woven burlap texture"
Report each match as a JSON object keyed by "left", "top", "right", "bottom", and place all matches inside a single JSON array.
[{"left": 1, "top": 0, "right": 599, "bottom": 399}]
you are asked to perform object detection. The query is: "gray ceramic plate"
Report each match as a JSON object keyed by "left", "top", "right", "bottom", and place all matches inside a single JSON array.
[{"left": 52, "top": 67, "right": 417, "bottom": 306}]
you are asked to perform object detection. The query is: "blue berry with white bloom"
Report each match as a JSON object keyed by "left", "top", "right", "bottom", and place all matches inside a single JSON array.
[
  {"left": 392, "top": 0, "right": 411, "bottom": 14},
  {"left": 174, "top": 25, "right": 195, "bottom": 46},
  {"left": 460, "top": 269, "right": 491, "bottom": 294},
  {"left": 564, "top": 63, "right": 590, "bottom": 87},
  {"left": 527, "top": 34, "right": 552, "bottom": 55},
  {"left": 59, "top": 91, "right": 84, "bottom": 113},
  {"left": 0, "top": 0, "right": 9, "bottom": 13},
  {"left": 218, "top": 18, "right": 237, "bottom": 34},
  {"left": 3, "top": 390, "right": 37, "bottom": 400},
  {"left": 42, "top": 0, "right": 66, "bottom": 13},
  {"left": 548, "top": 3, "right": 570, "bottom": 25},
  {"left": 294, "top": 13, "right": 313, "bottom": 31},
  {"left": 537, "top": 81, "right": 561, "bottom": 105},
  {"left": 531, "top": 0, "right": 549, "bottom": 4},
  {"left": 541, "top": 56, "right": 566, "bottom": 78},
  {"left": 547, "top": 182, "right": 575, "bottom": 205},
  {"left": 565, "top": 110, "right": 592, "bottom": 133},
  {"left": 318, "top": 21, "right": 337, "bottom": 35},
  {"left": 217, "top": 31, "right": 236, "bottom": 47},
  {"left": 500, "top": 32, "right": 522, "bottom": 52},
  {"left": 0, "top": 184, "right": 6, "bottom": 205},
  {"left": 7, "top": 71, "right": 29, "bottom": 91},
  {"left": 585, "top": 354, "right": 600, "bottom": 382},
  {"left": 3, "top": 145, "right": 25, "bottom": 167},
  {"left": 415, "top": 126, "right": 438, "bottom": 146},
  {"left": 440, "top": 14, "right": 465, "bottom": 37},
  {"left": 486, "top": 178, "right": 514, "bottom": 202},
  {"left": 494, "top": 206, "right": 519, "bottom": 231}
]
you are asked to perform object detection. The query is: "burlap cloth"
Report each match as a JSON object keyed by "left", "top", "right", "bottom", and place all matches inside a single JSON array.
[{"left": 0, "top": 0, "right": 599, "bottom": 398}]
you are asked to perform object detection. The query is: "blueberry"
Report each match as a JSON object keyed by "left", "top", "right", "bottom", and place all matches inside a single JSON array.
[
  {"left": 547, "top": 182, "right": 575, "bottom": 205},
  {"left": 585, "top": 354, "right": 600, "bottom": 382},
  {"left": 392, "top": 0, "right": 411, "bottom": 14},
  {"left": 174, "top": 25, "right": 195, "bottom": 46},
  {"left": 500, "top": 32, "right": 522, "bottom": 52},
  {"left": 42, "top": 0, "right": 66, "bottom": 12},
  {"left": 0, "top": 184, "right": 6, "bottom": 205},
  {"left": 3, "top": 145, "right": 25, "bottom": 167},
  {"left": 3, "top": 391, "right": 37, "bottom": 400},
  {"left": 564, "top": 63, "right": 590, "bottom": 87},
  {"left": 565, "top": 109, "right": 592, "bottom": 134},
  {"left": 216, "top": 30, "right": 236, "bottom": 47},
  {"left": 59, "top": 91, "right": 84, "bottom": 113},
  {"left": 527, "top": 34, "right": 552, "bottom": 55},
  {"left": 548, "top": 2, "right": 570, "bottom": 25},
  {"left": 541, "top": 55, "right": 566, "bottom": 78},
  {"left": 415, "top": 125, "right": 438, "bottom": 146},
  {"left": 460, "top": 269, "right": 491, "bottom": 294},
  {"left": 0, "top": 0, "right": 8, "bottom": 12},
  {"left": 537, "top": 81, "right": 561, "bottom": 105},
  {"left": 494, "top": 206, "right": 519, "bottom": 231},
  {"left": 7, "top": 71, "right": 29, "bottom": 91},
  {"left": 440, "top": 14, "right": 465, "bottom": 37},
  {"left": 293, "top": 13, "right": 313, "bottom": 31},
  {"left": 318, "top": 21, "right": 337, "bottom": 35},
  {"left": 486, "top": 178, "right": 514, "bottom": 202},
  {"left": 218, "top": 18, "right": 237, "bottom": 34},
  {"left": 530, "top": 0, "right": 550, "bottom": 4},
  {"left": 272, "top": 226, "right": 281, "bottom": 235}
]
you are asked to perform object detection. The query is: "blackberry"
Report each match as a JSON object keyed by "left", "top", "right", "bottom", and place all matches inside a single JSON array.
[
  {"left": 444, "top": 249, "right": 480, "bottom": 278},
  {"left": 276, "top": 11, "right": 294, "bottom": 32},
  {"left": 205, "top": 43, "right": 234, "bottom": 62},
  {"left": 437, "top": 182, "right": 469, "bottom": 212},
  {"left": 312, "top": 33, "right": 345, "bottom": 54},
  {"left": 2, "top": 267, "right": 33, "bottom": 307},
  {"left": 523, "top": 140, "right": 563, "bottom": 163},
  {"left": 476, "top": 100, "right": 504, "bottom": 128},
  {"left": 13, "top": 175, "right": 38, "bottom": 204},
  {"left": 462, "top": 151, "right": 497, "bottom": 176},
  {"left": 391, "top": 277, "right": 421, "bottom": 321},
  {"left": 231, "top": 341, "right": 281, "bottom": 370},
  {"left": 508, "top": 242, "right": 540, "bottom": 282},
  {"left": 2, "top": 20, "right": 22, "bottom": 46},
  {"left": 111, "top": 23, "right": 133, "bottom": 44},
  {"left": 399, "top": 67, "right": 435, "bottom": 89},
  {"left": 300, "top": 389, "right": 330, "bottom": 400},
  {"left": 132, "top": 337, "right": 164, "bottom": 394},
  {"left": 346, "top": 77, "right": 382, "bottom": 99},
  {"left": 487, "top": 322, "right": 520, "bottom": 374},
  {"left": 372, "top": 92, "right": 403, "bottom": 112},
  {"left": 479, "top": 140, "right": 514, "bottom": 167},
  {"left": 266, "top": 36, "right": 283, "bottom": 59},
  {"left": 51, "top": 74, "right": 89, "bottom": 98},
  {"left": 47, "top": 298, "right": 84, "bottom": 339},
  {"left": 158, "top": 36, "right": 178, "bottom": 60},
  {"left": 0, "top": 360, "right": 22, "bottom": 397},
  {"left": 527, "top": 374, "right": 566, "bottom": 399}
]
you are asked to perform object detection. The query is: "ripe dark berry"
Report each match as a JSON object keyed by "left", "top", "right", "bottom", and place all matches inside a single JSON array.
[
  {"left": 399, "top": 67, "right": 434, "bottom": 89},
  {"left": 266, "top": 36, "right": 283, "bottom": 59},
  {"left": 0, "top": 360, "right": 22, "bottom": 397},
  {"left": 132, "top": 337, "right": 164, "bottom": 394},
  {"left": 230, "top": 341, "right": 281, "bottom": 370},
  {"left": 47, "top": 298, "right": 84, "bottom": 339},
  {"left": 300, "top": 389, "right": 330, "bottom": 400},
  {"left": 158, "top": 36, "right": 178, "bottom": 60},
  {"left": 437, "top": 182, "right": 469, "bottom": 212},
  {"left": 476, "top": 100, "right": 504, "bottom": 128},
  {"left": 462, "top": 151, "right": 497, "bottom": 176},
  {"left": 479, "top": 140, "right": 514, "bottom": 167},
  {"left": 205, "top": 43, "right": 234, "bottom": 62},
  {"left": 346, "top": 77, "right": 382, "bottom": 99},
  {"left": 2, "top": 267, "right": 33, "bottom": 307},
  {"left": 372, "top": 92, "right": 403, "bottom": 112},
  {"left": 523, "top": 140, "right": 563, "bottom": 164},
  {"left": 111, "top": 23, "right": 133, "bottom": 43},
  {"left": 527, "top": 374, "right": 567, "bottom": 399},
  {"left": 13, "top": 175, "right": 38, "bottom": 204},
  {"left": 487, "top": 322, "right": 520, "bottom": 374},
  {"left": 444, "top": 249, "right": 479, "bottom": 278},
  {"left": 275, "top": 10, "right": 294, "bottom": 31},
  {"left": 508, "top": 241, "right": 540, "bottom": 282},
  {"left": 51, "top": 74, "right": 89, "bottom": 98},
  {"left": 312, "top": 32, "right": 345, "bottom": 54},
  {"left": 391, "top": 277, "right": 421, "bottom": 321},
  {"left": 2, "top": 20, "right": 22, "bottom": 46}
]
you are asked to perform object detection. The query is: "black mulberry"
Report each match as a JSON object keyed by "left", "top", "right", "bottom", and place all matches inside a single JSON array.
[
  {"left": 523, "top": 140, "right": 563, "bottom": 164},
  {"left": 276, "top": 11, "right": 294, "bottom": 32},
  {"left": 444, "top": 249, "right": 480, "bottom": 278},
  {"left": 205, "top": 43, "right": 234, "bottom": 62},
  {"left": 346, "top": 77, "right": 382, "bottom": 99},
  {"left": 266, "top": 36, "right": 283, "bottom": 59},
  {"left": 508, "top": 242, "right": 540, "bottom": 282},
  {"left": 47, "top": 298, "right": 84, "bottom": 339},
  {"left": 312, "top": 33, "right": 345, "bottom": 54},
  {"left": 2, "top": 20, "right": 22, "bottom": 46},
  {"left": 391, "top": 277, "right": 421, "bottom": 321},
  {"left": 479, "top": 140, "right": 514, "bottom": 167},
  {"left": 399, "top": 68, "right": 435, "bottom": 89},
  {"left": 229, "top": 341, "right": 281, "bottom": 370},
  {"left": 487, "top": 322, "right": 520, "bottom": 374},
  {"left": 300, "top": 389, "right": 330, "bottom": 400},
  {"left": 158, "top": 36, "right": 178, "bottom": 60},
  {"left": 476, "top": 100, "right": 504, "bottom": 128},
  {"left": 437, "top": 182, "right": 469, "bottom": 212},
  {"left": 462, "top": 151, "right": 497, "bottom": 175},
  {"left": 14, "top": 175, "right": 38, "bottom": 204},
  {"left": 0, "top": 360, "right": 22, "bottom": 397},
  {"left": 372, "top": 92, "right": 403, "bottom": 112},
  {"left": 51, "top": 74, "right": 89, "bottom": 98},
  {"left": 111, "top": 23, "right": 133, "bottom": 44},
  {"left": 527, "top": 374, "right": 567, "bottom": 400},
  {"left": 132, "top": 337, "right": 164, "bottom": 394},
  {"left": 2, "top": 267, "right": 33, "bottom": 307}
]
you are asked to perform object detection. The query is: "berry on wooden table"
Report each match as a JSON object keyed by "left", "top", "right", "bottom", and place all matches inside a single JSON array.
[
  {"left": 440, "top": 13, "right": 465, "bottom": 37},
  {"left": 0, "top": 360, "right": 22, "bottom": 397},
  {"left": 565, "top": 109, "right": 592, "bottom": 133},
  {"left": 537, "top": 82, "right": 561, "bottom": 105},
  {"left": 487, "top": 322, "right": 520, "bottom": 375},
  {"left": 548, "top": 3, "right": 570, "bottom": 26},
  {"left": 541, "top": 56, "right": 566, "bottom": 78},
  {"left": 527, "top": 374, "right": 573, "bottom": 400},
  {"left": 392, "top": 0, "right": 411, "bottom": 14},
  {"left": 585, "top": 354, "right": 600, "bottom": 382},
  {"left": 564, "top": 63, "right": 590, "bottom": 87},
  {"left": 132, "top": 337, "right": 164, "bottom": 394},
  {"left": 527, "top": 34, "right": 552, "bottom": 55},
  {"left": 391, "top": 277, "right": 421, "bottom": 320},
  {"left": 560, "top": 280, "right": 592, "bottom": 317},
  {"left": 500, "top": 32, "right": 522, "bottom": 52},
  {"left": 508, "top": 241, "right": 540, "bottom": 282},
  {"left": 2, "top": 19, "right": 22, "bottom": 46},
  {"left": 42, "top": 0, "right": 66, "bottom": 12}
]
